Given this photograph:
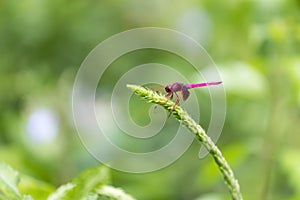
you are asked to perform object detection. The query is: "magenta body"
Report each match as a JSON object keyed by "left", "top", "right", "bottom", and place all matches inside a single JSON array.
[
  {"left": 165, "top": 81, "right": 222, "bottom": 101},
  {"left": 186, "top": 81, "right": 222, "bottom": 89}
]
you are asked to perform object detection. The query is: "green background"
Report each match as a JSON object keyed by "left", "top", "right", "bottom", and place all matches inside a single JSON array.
[{"left": 1, "top": 0, "right": 300, "bottom": 199}]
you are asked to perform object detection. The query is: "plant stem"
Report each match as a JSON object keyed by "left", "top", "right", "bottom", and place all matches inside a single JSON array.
[{"left": 127, "top": 84, "right": 243, "bottom": 200}]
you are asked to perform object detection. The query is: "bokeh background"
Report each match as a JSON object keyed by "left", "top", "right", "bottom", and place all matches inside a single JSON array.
[{"left": 1, "top": 0, "right": 300, "bottom": 199}]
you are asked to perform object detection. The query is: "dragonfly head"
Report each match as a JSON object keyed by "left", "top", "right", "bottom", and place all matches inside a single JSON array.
[{"left": 165, "top": 85, "right": 172, "bottom": 93}]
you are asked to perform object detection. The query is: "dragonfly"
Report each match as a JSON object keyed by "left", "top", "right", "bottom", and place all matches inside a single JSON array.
[{"left": 163, "top": 81, "right": 222, "bottom": 113}]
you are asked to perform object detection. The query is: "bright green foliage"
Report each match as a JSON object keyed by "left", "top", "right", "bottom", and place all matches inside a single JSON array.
[
  {"left": 0, "top": 162, "right": 21, "bottom": 200},
  {"left": 18, "top": 175, "right": 55, "bottom": 200},
  {"left": 0, "top": 162, "right": 56, "bottom": 199},
  {"left": 0, "top": 163, "right": 136, "bottom": 200},
  {"left": 0, "top": 163, "right": 33, "bottom": 200},
  {"left": 48, "top": 165, "right": 136, "bottom": 200},
  {"left": 279, "top": 149, "right": 300, "bottom": 198}
]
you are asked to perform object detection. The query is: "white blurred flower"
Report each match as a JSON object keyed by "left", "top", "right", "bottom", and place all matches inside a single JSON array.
[{"left": 26, "top": 108, "right": 59, "bottom": 143}]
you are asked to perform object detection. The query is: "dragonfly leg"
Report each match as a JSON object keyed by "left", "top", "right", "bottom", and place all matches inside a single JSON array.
[
  {"left": 165, "top": 92, "right": 171, "bottom": 98},
  {"left": 165, "top": 92, "right": 173, "bottom": 100},
  {"left": 168, "top": 92, "right": 180, "bottom": 117},
  {"left": 173, "top": 95, "right": 180, "bottom": 110}
]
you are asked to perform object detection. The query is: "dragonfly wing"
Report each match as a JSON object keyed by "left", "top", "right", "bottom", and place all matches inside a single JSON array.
[
  {"left": 181, "top": 88, "right": 190, "bottom": 100},
  {"left": 148, "top": 84, "right": 165, "bottom": 94}
]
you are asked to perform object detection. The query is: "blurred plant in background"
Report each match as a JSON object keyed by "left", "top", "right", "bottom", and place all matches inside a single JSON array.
[{"left": 0, "top": 0, "right": 299, "bottom": 199}]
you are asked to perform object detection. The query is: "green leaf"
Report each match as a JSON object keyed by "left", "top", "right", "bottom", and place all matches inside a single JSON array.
[
  {"left": 0, "top": 163, "right": 21, "bottom": 200},
  {"left": 48, "top": 165, "right": 110, "bottom": 200},
  {"left": 81, "top": 193, "right": 99, "bottom": 200},
  {"left": 18, "top": 174, "right": 55, "bottom": 200},
  {"left": 21, "top": 195, "right": 33, "bottom": 200},
  {"left": 47, "top": 183, "right": 75, "bottom": 200},
  {"left": 0, "top": 163, "right": 34, "bottom": 200},
  {"left": 279, "top": 148, "right": 300, "bottom": 195},
  {"left": 195, "top": 193, "right": 226, "bottom": 200},
  {"left": 48, "top": 165, "right": 137, "bottom": 200},
  {"left": 97, "top": 185, "right": 136, "bottom": 200}
]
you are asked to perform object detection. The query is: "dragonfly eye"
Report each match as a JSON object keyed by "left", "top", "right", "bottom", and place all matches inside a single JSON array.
[{"left": 165, "top": 86, "right": 171, "bottom": 92}]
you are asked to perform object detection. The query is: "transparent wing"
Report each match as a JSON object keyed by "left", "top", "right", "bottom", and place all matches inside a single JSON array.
[{"left": 181, "top": 87, "right": 190, "bottom": 101}]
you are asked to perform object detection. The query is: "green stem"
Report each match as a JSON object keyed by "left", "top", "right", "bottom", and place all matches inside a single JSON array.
[{"left": 127, "top": 84, "right": 243, "bottom": 200}]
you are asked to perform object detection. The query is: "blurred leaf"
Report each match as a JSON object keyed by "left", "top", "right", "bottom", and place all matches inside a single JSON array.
[
  {"left": 219, "top": 62, "right": 268, "bottom": 98},
  {"left": 47, "top": 183, "right": 75, "bottom": 200},
  {"left": 81, "top": 193, "right": 98, "bottom": 200},
  {"left": 48, "top": 166, "right": 134, "bottom": 200},
  {"left": 97, "top": 185, "right": 137, "bottom": 200},
  {"left": 195, "top": 193, "right": 227, "bottom": 200},
  {"left": 279, "top": 148, "right": 300, "bottom": 195},
  {"left": 0, "top": 162, "right": 21, "bottom": 200},
  {"left": 48, "top": 165, "right": 136, "bottom": 200},
  {"left": 69, "top": 165, "right": 111, "bottom": 197},
  {"left": 18, "top": 174, "right": 55, "bottom": 200},
  {"left": 0, "top": 163, "right": 34, "bottom": 200},
  {"left": 48, "top": 165, "right": 110, "bottom": 199}
]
